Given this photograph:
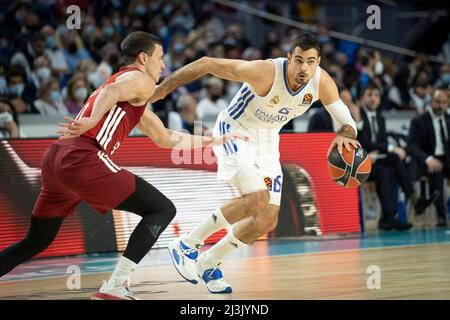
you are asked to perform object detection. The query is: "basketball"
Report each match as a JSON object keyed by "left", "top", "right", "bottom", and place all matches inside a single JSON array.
[{"left": 327, "top": 146, "right": 372, "bottom": 188}]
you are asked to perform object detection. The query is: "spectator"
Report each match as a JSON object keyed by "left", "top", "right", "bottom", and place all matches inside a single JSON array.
[
  {"left": 30, "top": 55, "right": 52, "bottom": 90},
  {"left": 6, "top": 64, "right": 37, "bottom": 113},
  {"left": 62, "top": 30, "right": 91, "bottom": 72},
  {"left": 409, "top": 81, "right": 432, "bottom": 114},
  {"left": 357, "top": 83, "right": 417, "bottom": 231},
  {"left": 196, "top": 77, "right": 228, "bottom": 123},
  {"left": 65, "top": 75, "right": 90, "bottom": 115},
  {"left": 41, "top": 24, "right": 69, "bottom": 75},
  {"left": 307, "top": 108, "right": 334, "bottom": 133},
  {"left": 0, "top": 99, "right": 20, "bottom": 138},
  {"left": 308, "top": 87, "right": 358, "bottom": 133},
  {"left": 407, "top": 88, "right": 450, "bottom": 227},
  {"left": 10, "top": 32, "right": 46, "bottom": 76},
  {"left": 175, "top": 94, "right": 202, "bottom": 134},
  {"left": 164, "top": 34, "right": 188, "bottom": 72},
  {"left": 34, "top": 78, "right": 68, "bottom": 116}
]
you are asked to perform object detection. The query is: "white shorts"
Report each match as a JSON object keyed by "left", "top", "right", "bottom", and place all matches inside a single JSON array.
[{"left": 212, "top": 112, "right": 283, "bottom": 206}]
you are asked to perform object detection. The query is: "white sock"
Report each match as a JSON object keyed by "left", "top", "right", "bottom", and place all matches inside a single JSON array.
[
  {"left": 186, "top": 207, "right": 231, "bottom": 246},
  {"left": 204, "top": 228, "right": 247, "bottom": 265},
  {"left": 108, "top": 256, "right": 137, "bottom": 287}
]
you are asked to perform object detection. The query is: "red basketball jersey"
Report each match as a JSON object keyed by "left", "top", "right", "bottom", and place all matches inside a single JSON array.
[{"left": 76, "top": 66, "right": 147, "bottom": 155}]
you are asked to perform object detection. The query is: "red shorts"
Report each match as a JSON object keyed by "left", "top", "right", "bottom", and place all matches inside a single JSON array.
[{"left": 32, "top": 136, "right": 135, "bottom": 218}]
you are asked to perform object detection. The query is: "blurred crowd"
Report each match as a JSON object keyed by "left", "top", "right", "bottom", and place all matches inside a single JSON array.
[{"left": 0, "top": 0, "right": 449, "bottom": 140}]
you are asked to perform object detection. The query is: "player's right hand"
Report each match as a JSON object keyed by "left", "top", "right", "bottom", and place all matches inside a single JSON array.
[{"left": 56, "top": 116, "right": 98, "bottom": 140}]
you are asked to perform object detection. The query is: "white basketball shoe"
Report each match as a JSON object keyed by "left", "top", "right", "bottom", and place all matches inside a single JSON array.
[
  {"left": 197, "top": 253, "right": 232, "bottom": 294},
  {"left": 91, "top": 278, "right": 139, "bottom": 300},
  {"left": 168, "top": 235, "right": 203, "bottom": 284}
]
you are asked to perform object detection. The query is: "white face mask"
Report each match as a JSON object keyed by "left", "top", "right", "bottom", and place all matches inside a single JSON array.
[
  {"left": 0, "top": 111, "right": 13, "bottom": 123},
  {"left": 37, "top": 67, "right": 51, "bottom": 81},
  {"left": 374, "top": 61, "right": 384, "bottom": 75},
  {"left": 74, "top": 87, "right": 88, "bottom": 101}
]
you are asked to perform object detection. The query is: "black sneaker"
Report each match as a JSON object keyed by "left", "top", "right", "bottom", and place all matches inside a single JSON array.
[{"left": 378, "top": 217, "right": 413, "bottom": 231}]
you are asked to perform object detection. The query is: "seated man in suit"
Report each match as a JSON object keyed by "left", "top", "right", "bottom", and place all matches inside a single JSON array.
[
  {"left": 408, "top": 87, "right": 450, "bottom": 227},
  {"left": 308, "top": 87, "right": 359, "bottom": 133},
  {"left": 357, "top": 83, "right": 418, "bottom": 231}
]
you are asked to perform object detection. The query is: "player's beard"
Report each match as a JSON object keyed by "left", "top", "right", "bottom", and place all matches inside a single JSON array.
[{"left": 295, "top": 75, "right": 308, "bottom": 85}]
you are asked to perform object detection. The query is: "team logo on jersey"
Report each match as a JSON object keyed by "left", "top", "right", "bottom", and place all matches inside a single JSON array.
[
  {"left": 270, "top": 95, "right": 280, "bottom": 105},
  {"left": 264, "top": 177, "right": 273, "bottom": 191},
  {"left": 302, "top": 93, "right": 313, "bottom": 105}
]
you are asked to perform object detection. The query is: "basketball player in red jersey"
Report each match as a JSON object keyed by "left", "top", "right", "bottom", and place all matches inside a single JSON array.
[{"left": 0, "top": 31, "right": 246, "bottom": 300}]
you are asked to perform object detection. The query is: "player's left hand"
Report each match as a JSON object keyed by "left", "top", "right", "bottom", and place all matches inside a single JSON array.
[
  {"left": 56, "top": 116, "right": 98, "bottom": 140},
  {"left": 327, "top": 134, "right": 361, "bottom": 157},
  {"left": 211, "top": 132, "right": 250, "bottom": 146}
]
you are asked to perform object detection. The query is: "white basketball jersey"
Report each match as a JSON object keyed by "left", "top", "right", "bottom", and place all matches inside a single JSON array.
[{"left": 223, "top": 57, "right": 321, "bottom": 131}]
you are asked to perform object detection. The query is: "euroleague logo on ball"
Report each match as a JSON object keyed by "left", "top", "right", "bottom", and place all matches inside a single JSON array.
[{"left": 327, "top": 146, "right": 372, "bottom": 188}]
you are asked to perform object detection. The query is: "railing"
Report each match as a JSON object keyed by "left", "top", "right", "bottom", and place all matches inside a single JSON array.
[{"left": 212, "top": 0, "right": 449, "bottom": 64}]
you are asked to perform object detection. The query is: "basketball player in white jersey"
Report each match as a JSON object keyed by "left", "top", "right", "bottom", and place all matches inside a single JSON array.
[{"left": 151, "top": 33, "right": 360, "bottom": 293}]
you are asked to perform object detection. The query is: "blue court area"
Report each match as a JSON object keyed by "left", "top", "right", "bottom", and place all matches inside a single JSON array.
[{"left": 1, "top": 228, "right": 449, "bottom": 283}]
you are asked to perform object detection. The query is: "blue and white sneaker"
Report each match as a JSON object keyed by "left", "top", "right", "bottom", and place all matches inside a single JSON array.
[
  {"left": 168, "top": 236, "right": 202, "bottom": 284},
  {"left": 197, "top": 254, "right": 232, "bottom": 294}
]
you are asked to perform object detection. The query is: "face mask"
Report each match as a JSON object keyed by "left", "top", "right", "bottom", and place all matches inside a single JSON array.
[
  {"left": 84, "top": 24, "right": 96, "bottom": 37},
  {"left": 113, "top": 18, "right": 121, "bottom": 27},
  {"left": 163, "top": 5, "right": 173, "bottom": 16},
  {"left": 103, "top": 26, "right": 114, "bottom": 37},
  {"left": 9, "top": 83, "right": 25, "bottom": 97},
  {"left": 15, "top": 12, "right": 25, "bottom": 23},
  {"left": 108, "top": 52, "right": 120, "bottom": 66},
  {"left": 0, "top": 111, "right": 13, "bottom": 123},
  {"left": 57, "top": 24, "right": 68, "bottom": 36},
  {"left": 374, "top": 61, "right": 384, "bottom": 75},
  {"left": 46, "top": 35, "right": 56, "bottom": 49},
  {"left": 49, "top": 90, "right": 61, "bottom": 102},
  {"left": 135, "top": 5, "right": 147, "bottom": 15},
  {"left": 74, "top": 87, "right": 88, "bottom": 101},
  {"left": 350, "top": 86, "right": 357, "bottom": 100},
  {"left": 442, "top": 73, "right": 450, "bottom": 85},
  {"left": 37, "top": 67, "right": 51, "bottom": 81},
  {"left": 67, "top": 42, "right": 77, "bottom": 54},
  {"left": 318, "top": 35, "right": 330, "bottom": 44},
  {"left": 173, "top": 42, "right": 185, "bottom": 53},
  {"left": 158, "top": 26, "right": 168, "bottom": 39},
  {"left": 150, "top": 2, "right": 160, "bottom": 11}
]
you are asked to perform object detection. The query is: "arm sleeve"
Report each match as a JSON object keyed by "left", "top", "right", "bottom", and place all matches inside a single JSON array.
[{"left": 323, "top": 99, "right": 357, "bottom": 137}]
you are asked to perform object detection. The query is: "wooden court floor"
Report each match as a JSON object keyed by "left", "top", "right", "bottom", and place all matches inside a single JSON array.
[{"left": 0, "top": 243, "right": 449, "bottom": 300}]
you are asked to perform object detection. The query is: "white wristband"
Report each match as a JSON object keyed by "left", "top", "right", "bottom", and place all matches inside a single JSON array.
[{"left": 324, "top": 99, "right": 357, "bottom": 137}]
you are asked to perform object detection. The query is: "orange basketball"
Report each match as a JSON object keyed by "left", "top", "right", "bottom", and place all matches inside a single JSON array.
[{"left": 327, "top": 146, "right": 372, "bottom": 188}]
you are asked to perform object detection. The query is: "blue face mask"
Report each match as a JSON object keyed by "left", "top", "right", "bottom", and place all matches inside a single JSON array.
[
  {"left": 49, "top": 90, "right": 61, "bottom": 102},
  {"left": 442, "top": 73, "right": 450, "bottom": 85},
  {"left": 9, "top": 83, "right": 25, "bottom": 97},
  {"left": 46, "top": 35, "right": 57, "bottom": 49},
  {"left": 103, "top": 26, "right": 114, "bottom": 37},
  {"left": 135, "top": 5, "right": 147, "bottom": 15},
  {"left": 159, "top": 26, "right": 168, "bottom": 39}
]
